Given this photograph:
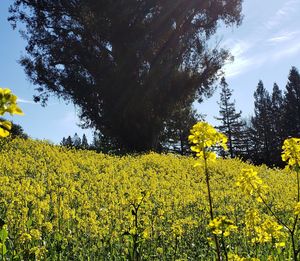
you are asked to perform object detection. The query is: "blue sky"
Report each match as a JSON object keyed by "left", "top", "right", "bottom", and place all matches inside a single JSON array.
[
  {"left": 1, "top": 0, "right": 300, "bottom": 143},
  {"left": 0, "top": 1, "right": 93, "bottom": 143},
  {"left": 198, "top": 0, "right": 300, "bottom": 124}
]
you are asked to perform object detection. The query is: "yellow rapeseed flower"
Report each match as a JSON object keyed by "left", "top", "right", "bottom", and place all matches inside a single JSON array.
[
  {"left": 189, "top": 122, "right": 227, "bottom": 163},
  {"left": 294, "top": 202, "right": 300, "bottom": 215},
  {"left": 0, "top": 88, "right": 23, "bottom": 137},
  {"left": 208, "top": 216, "right": 237, "bottom": 237},
  {"left": 236, "top": 168, "right": 268, "bottom": 201},
  {"left": 282, "top": 138, "right": 300, "bottom": 167}
]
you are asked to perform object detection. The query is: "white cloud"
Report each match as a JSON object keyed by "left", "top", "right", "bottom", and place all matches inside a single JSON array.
[
  {"left": 265, "top": 0, "right": 299, "bottom": 30},
  {"left": 17, "top": 97, "right": 59, "bottom": 106},
  {"left": 17, "top": 98, "right": 36, "bottom": 104},
  {"left": 267, "top": 31, "right": 300, "bottom": 44},
  {"left": 224, "top": 35, "right": 300, "bottom": 78},
  {"left": 230, "top": 40, "right": 252, "bottom": 56},
  {"left": 272, "top": 42, "right": 300, "bottom": 61},
  {"left": 222, "top": 24, "right": 300, "bottom": 78},
  {"left": 222, "top": 40, "right": 262, "bottom": 78},
  {"left": 224, "top": 57, "right": 255, "bottom": 78}
]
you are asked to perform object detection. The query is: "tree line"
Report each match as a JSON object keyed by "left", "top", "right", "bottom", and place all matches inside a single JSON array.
[
  {"left": 60, "top": 103, "right": 201, "bottom": 155},
  {"left": 60, "top": 66, "right": 300, "bottom": 168},
  {"left": 215, "top": 66, "right": 300, "bottom": 167}
]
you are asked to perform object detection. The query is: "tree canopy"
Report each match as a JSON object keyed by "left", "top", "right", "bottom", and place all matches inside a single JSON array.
[{"left": 9, "top": 0, "right": 243, "bottom": 152}]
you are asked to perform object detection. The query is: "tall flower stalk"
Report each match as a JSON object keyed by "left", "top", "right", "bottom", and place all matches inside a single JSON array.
[
  {"left": 282, "top": 138, "right": 300, "bottom": 260},
  {"left": 235, "top": 138, "right": 300, "bottom": 261},
  {"left": 188, "top": 122, "right": 228, "bottom": 260}
]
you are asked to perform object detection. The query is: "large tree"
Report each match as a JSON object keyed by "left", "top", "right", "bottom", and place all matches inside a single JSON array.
[{"left": 9, "top": 0, "right": 243, "bottom": 152}]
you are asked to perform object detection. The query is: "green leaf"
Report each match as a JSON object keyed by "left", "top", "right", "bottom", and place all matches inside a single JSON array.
[
  {"left": 26, "top": 218, "right": 33, "bottom": 228},
  {"left": 1, "top": 243, "right": 7, "bottom": 256},
  {"left": 0, "top": 228, "right": 8, "bottom": 242}
]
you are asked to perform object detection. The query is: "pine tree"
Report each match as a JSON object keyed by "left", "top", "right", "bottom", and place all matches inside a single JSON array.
[
  {"left": 270, "top": 83, "right": 285, "bottom": 166},
  {"left": 159, "top": 103, "right": 201, "bottom": 155},
  {"left": 215, "top": 77, "right": 244, "bottom": 158},
  {"left": 251, "top": 80, "right": 272, "bottom": 165},
  {"left": 237, "top": 118, "right": 254, "bottom": 161},
  {"left": 65, "top": 136, "right": 73, "bottom": 148},
  {"left": 60, "top": 137, "right": 66, "bottom": 146},
  {"left": 72, "top": 133, "right": 81, "bottom": 149},
  {"left": 283, "top": 66, "right": 300, "bottom": 138},
  {"left": 81, "top": 134, "right": 89, "bottom": 150}
]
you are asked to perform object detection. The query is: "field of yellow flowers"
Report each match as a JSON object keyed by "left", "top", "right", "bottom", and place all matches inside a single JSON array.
[{"left": 0, "top": 136, "right": 299, "bottom": 260}]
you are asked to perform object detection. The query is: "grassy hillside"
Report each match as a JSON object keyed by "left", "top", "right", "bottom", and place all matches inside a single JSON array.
[{"left": 0, "top": 138, "right": 297, "bottom": 260}]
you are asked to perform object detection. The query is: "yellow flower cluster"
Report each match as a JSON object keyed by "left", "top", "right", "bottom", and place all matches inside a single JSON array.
[
  {"left": 282, "top": 138, "right": 300, "bottom": 168},
  {"left": 208, "top": 216, "right": 237, "bottom": 237},
  {"left": 0, "top": 88, "right": 23, "bottom": 137},
  {"left": 294, "top": 202, "right": 300, "bottom": 215},
  {"left": 0, "top": 138, "right": 210, "bottom": 259},
  {"left": 236, "top": 168, "right": 269, "bottom": 202},
  {"left": 188, "top": 122, "right": 227, "bottom": 162},
  {"left": 244, "top": 209, "right": 286, "bottom": 248},
  {"left": 0, "top": 137, "right": 297, "bottom": 259}
]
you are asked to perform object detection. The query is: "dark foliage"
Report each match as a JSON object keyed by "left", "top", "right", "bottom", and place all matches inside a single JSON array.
[
  {"left": 245, "top": 70, "right": 300, "bottom": 167},
  {"left": 9, "top": 0, "right": 243, "bottom": 152},
  {"left": 269, "top": 83, "right": 285, "bottom": 166},
  {"left": 81, "top": 134, "right": 89, "bottom": 150},
  {"left": 159, "top": 101, "right": 202, "bottom": 155},
  {"left": 215, "top": 77, "right": 244, "bottom": 158},
  {"left": 283, "top": 67, "right": 300, "bottom": 138},
  {"left": 250, "top": 80, "right": 273, "bottom": 165},
  {"left": 90, "top": 131, "right": 120, "bottom": 154},
  {"left": 61, "top": 133, "right": 90, "bottom": 150}
]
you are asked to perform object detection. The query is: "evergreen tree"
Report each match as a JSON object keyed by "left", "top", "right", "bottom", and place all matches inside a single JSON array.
[
  {"left": 283, "top": 66, "right": 300, "bottom": 138},
  {"left": 60, "top": 137, "right": 66, "bottom": 146},
  {"left": 215, "top": 77, "right": 244, "bottom": 158},
  {"left": 81, "top": 134, "right": 89, "bottom": 150},
  {"left": 65, "top": 136, "right": 73, "bottom": 148},
  {"left": 159, "top": 103, "right": 201, "bottom": 155},
  {"left": 270, "top": 83, "right": 285, "bottom": 166},
  {"left": 92, "top": 131, "right": 120, "bottom": 154},
  {"left": 72, "top": 133, "right": 81, "bottom": 149},
  {"left": 251, "top": 80, "right": 272, "bottom": 165},
  {"left": 236, "top": 118, "right": 254, "bottom": 161}
]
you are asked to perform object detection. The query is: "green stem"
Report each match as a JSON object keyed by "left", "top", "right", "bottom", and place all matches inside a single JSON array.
[
  {"left": 130, "top": 193, "right": 146, "bottom": 261},
  {"left": 297, "top": 169, "right": 300, "bottom": 203},
  {"left": 203, "top": 150, "right": 221, "bottom": 261},
  {"left": 221, "top": 233, "right": 228, "bottom": 261}
]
